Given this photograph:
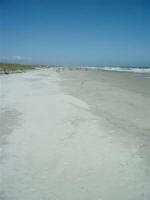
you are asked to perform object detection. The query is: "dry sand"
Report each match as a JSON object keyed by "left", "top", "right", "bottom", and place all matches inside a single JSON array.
[{"left": 0, "top": 69, "right": 150, "bottom": 200}]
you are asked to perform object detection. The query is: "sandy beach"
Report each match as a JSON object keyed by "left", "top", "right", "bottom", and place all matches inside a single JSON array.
[{"left": 0, "top": 69, "right": 150, "bottom": 200}]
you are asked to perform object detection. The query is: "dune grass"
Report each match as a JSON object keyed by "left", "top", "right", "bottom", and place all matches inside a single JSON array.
[{"left": 0, "top": 63, "right": 41, "bottom": 73}]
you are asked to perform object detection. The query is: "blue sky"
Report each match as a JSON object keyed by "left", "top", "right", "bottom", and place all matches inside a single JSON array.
[{"left": 0, "top": 0, "right": 150, "bottom": 66}]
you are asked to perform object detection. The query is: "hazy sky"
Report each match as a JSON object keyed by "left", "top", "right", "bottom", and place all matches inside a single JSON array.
[{"left": 0, "top": 0, "right": 150, "bottom": 66}]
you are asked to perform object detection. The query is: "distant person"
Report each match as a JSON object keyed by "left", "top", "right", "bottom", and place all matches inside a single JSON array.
[{"left": 3, "top": 68, "right": 9, "bottom": 75}]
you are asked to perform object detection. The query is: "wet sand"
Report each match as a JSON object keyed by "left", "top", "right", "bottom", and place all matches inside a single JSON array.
[
  {"left": 62, "top": 70, "right": 150, "bottom": 155},
  {"left": 0, "top": 69, "right": 150, "bottom": 200}
]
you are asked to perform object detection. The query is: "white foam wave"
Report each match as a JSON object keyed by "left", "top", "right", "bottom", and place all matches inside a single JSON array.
[{"left": 100, "top": 67, "right": 150, "bottom": 74}]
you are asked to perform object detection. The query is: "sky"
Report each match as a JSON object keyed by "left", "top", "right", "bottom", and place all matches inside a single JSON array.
[{"left": 0, "top": 0, "right": 150, "bottom": 66}]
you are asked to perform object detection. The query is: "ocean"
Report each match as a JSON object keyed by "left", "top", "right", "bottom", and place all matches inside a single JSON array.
[{"left": 88, "top": 66, "right": 150, "bottom": 78}]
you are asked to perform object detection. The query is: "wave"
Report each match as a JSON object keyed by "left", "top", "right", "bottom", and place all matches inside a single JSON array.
[{"left": 99, "top": 67, "right": 150, "bottom": 74}]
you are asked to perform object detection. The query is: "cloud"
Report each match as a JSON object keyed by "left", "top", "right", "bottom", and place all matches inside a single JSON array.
[
  {"left": 0, "top": 56, "right": 10, "bottom": 60},
  {"left": 0, "top": 56, "right": 30, "bottom": 60},
  {"left": 11, "top": 56, "right": 25, "bottom": 60}
]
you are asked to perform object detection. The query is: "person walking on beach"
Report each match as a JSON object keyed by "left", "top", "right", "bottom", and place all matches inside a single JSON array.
[{"left": 3, "top": 68, "right": 9, "bottom": 75}]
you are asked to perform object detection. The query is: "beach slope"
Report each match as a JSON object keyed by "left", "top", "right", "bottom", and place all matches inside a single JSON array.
[{"left": 0, "top": 69, "right": 150, "bottom": 200}]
